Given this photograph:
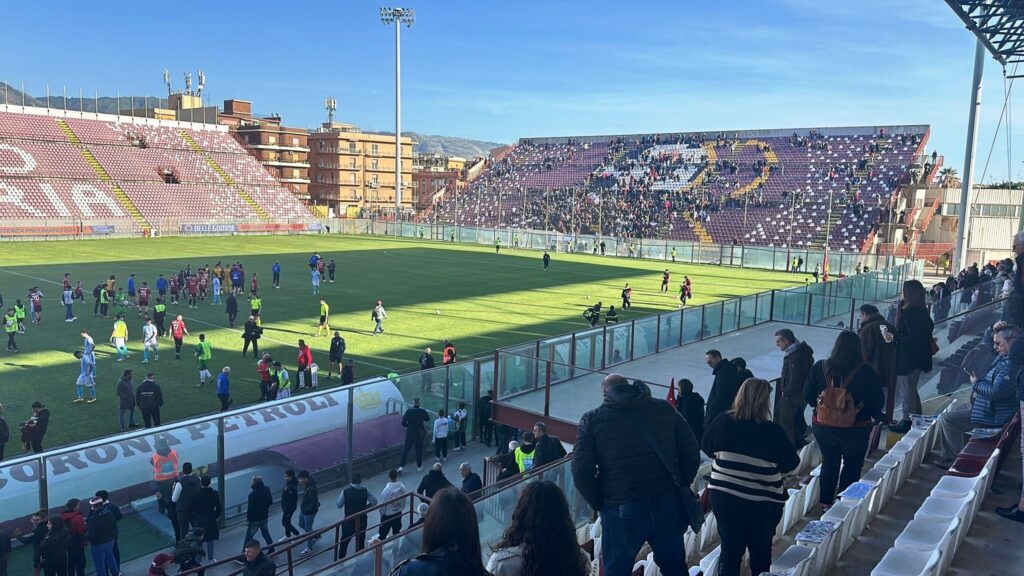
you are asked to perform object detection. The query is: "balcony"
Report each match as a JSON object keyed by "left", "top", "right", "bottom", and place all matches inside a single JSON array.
[
  {"left": 246, "top": 143, "right": 310, "bottom": 153},
  {"left": 262, "top": 160, "right": 310, "bottom": 169}
]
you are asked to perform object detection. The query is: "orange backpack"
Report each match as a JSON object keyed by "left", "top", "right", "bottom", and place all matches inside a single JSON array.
[{"left": 816, "top": 362, "right": 864, "bottom": 428}]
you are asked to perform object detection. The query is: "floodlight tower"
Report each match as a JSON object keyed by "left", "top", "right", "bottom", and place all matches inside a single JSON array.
[{"left": 380, "top": 6, "right": 415, "bottom": 219}]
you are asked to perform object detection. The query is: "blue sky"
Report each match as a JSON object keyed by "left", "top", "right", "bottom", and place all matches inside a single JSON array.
[{"left": 3, "top": 0, "right": 1023, "bottom": 180}]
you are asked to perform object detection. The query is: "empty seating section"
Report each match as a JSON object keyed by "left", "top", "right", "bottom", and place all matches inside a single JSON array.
[
  {"left": 438, "top": 128, "right": 922, "bottom": 251},
  {"left": 0, "top": 110, "right": 311, "bottom": 222}
]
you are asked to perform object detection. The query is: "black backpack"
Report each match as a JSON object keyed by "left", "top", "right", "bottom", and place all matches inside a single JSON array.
[{"left": 92, "top": 284, "right": 103, "bottom": 298}]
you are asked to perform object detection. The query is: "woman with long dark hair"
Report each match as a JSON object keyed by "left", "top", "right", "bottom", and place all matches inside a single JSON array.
[
  {"left": 486, "top": 480, "right": 588, "bottom": 576},
  {"left": 391, "top": 487, "right": 490, "bottom": 576},
  {"left": 40, "top": 515, "right": 69, "bottom": 576},
  {"left": 702, "top": 378, "right": 800, "bottom": 576},
  {"left": 805, "top": 331, "right": 885, "bottom": 510},
  {"left": 889, "top": 279, "right": 935, "bottom": 432}
]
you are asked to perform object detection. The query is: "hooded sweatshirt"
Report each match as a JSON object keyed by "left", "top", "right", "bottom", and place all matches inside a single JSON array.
[{"left": 380, "top": 481, "right": 408, "bottom": 516}]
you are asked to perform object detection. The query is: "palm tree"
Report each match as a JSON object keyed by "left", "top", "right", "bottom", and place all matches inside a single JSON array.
[{"left": 938, "top": 167, "right": 960, "bottom": 188}]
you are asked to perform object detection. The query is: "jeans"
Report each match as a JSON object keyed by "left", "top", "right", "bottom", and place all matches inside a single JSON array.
[
  {"left": 65, "top": 303, "right": 74, "bottom": 320},
  {"left": 244, "top": 519, "right": 273, "bottom": 548},
  {"left": 90, "top": 541, "right": 118, "bottom": 576},
  {"left": 812, "top": 424, "right": 870, "bottom": 505},
  {"left": 118, "top": 408, "right": 136, "bottom": 431},
  {"left": 896, "top": 369, "right": 923, "bottom": 421},
  {"left": 374, "top": 319, "right": 383, "bottom": 334},
  {"left": 601, "top": 496, "right": 686, "bottom": 576},
  {"left": 299, "top": 513, "right": 318, "bottom": 546},
  {"left": 205, "top": 540, "right": 215, "bottom": 561},
  {"left": 711, "top": 491, "right": 783, "bottom": 576}
]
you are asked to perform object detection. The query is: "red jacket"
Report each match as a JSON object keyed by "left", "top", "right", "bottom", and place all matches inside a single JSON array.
[
  {"left": 297, "top": 346, "right": 313, "bottom": 369},
  {"left": 257, "top": 359, "right": 272, "bottom": 382},
  {"left": 60, "top": 509, "right": 87, "bottom": 547},
  {"left": 443, "top": 344, "right": 457, "bottom": 365}
]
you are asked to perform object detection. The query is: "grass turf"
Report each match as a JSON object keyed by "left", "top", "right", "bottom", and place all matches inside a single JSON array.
[{"left": 0, "top": 234, "right": 803, "bottom": 453}]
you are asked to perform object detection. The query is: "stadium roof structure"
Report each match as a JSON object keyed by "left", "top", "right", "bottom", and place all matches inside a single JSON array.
[{"left": 944, "top": 0, "right": 1024, "bottom": 69}]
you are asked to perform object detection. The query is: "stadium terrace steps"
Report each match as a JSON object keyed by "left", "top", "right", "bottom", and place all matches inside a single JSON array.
[
  {"left": 683, "top": 211, "right": 713, "bottom": 243},
  {"left": 177, "top": 129, "right": 270, "bottom": 220},
  {"left": 55, "top": 118, "right": 152, "bottom": 232}
]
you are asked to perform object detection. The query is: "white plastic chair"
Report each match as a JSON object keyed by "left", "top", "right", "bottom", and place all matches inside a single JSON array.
[
  {"left": 931, "top": 469, "right": 989, "bottom": 522},
  {"left": 696, "top": 545, "right": 721, "bottom": 576},
  {"left": 643, "top": 552, "right": 661, "bottom": 576},
  {"left": 914, "top": 492, "right": 975, "bottom": 551},
  {"left": 699, "top": 512, "right": 719, "bottom": 550},
  {"left": 858, "top": 466, "right": 891, "bottom": 519},
  {"left": 894, "top": 517, "right": 960, "bottom": 575},
  {"left": 770, "top": 544, "right": 816, "bottom": 576},
  {"left": 874, "top": 454, "right": 903, "bottom": 503},
  {"left": 821, "top": 500, "right": 859, "bottom": 554}
]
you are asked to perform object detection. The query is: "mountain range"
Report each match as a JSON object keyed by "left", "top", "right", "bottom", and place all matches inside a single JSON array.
[{"left": 0, "top": 83, "right": 505, "bottom": 158}]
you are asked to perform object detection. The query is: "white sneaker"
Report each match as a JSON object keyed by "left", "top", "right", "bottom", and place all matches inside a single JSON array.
[
  {"left": 278, "top": 537, "right": 288, "bottom": 542},
  {"left": 396, "top": 467, "right": 403, "bottom": 474},
  {"left": 417, "top": 466, "right": 423, "bottom": 472},
  {"left": 300, "top": 548, "right": 311, "bottom": 556}
]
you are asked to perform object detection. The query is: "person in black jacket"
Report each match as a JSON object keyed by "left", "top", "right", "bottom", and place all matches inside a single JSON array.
[
  {"left": 675, "top": 378, "right": 705, "bottom": 441},
  {"left": 804, "top": 331, "right": 884, "bottom": 510},
  {"left": 399, "top": 398, "right": 430, "bottom": 474},
  {"left": 85, "top": 497, "right": 119, "bottom": 576},
  {"left": 532, "top": 422, "right": 567, "bottom": 468},
  {"left": 477, "top": 390, "right": 494, "bottom": 447},
  {"left": 172, "top": 462, "right": 201, "bottom": 537},
  {"left": 240, "top": 540, "right": 275, "bottom": 576},
  {"left": 888, "top": 280, "right": 935, "bottom": 432},
  {"left": 240, "top": 476, "right": 273, "bottom": 553},
  {"left": 14, "top": 510, "right": 48, "bottom": 574},
  {"left": 25, "top": 402, "right": 50, "bottom": 454},
  {"left": 336, "top": 473, "right": 377, "bottom": 558},
  {"left": 190, "top": 476, "right": 221, "bottom": 562},
  {"left": 733, "top": 357, "right": 754, "bottom": 383},
  {"left": 416, "top": 463, "right": 454, "bottom": 498},
  {"left": 39, "top": 515, "right": 69, "bottom": 576},
  {"left": 705, "top": 350, "right": 742, "bottom": 427},
  {"left": 280, "top": 470, "right": 300, "bottom": 539},
  {"left": 774, "top": 329, "right": 815, "bottom": 449},
  {"left": 297, "top": 471, "right": 320, "bottom": 554},
  {"left": 0, "top": 402, "right": 9, "bottom": 461},
  {"left": 703, "top": 378, "right": 800, "bottom": 576},
  {"left": 225, "top": 293, "right": 238, "bottom": 328},
  {"left": 459, "top": 462, "right": 483, "bottom": 496},
  {"left": 572, "top": 375, "right": 700, "bottom": 576},
  {"left": 242, "top": 316, "right": 260, "bottom": 358},
  {"left": 418, "top": 348, "right": 435, "bottom": 393},
  {"left": 135, "top": 373, "right": 163, "bottom": 428}
]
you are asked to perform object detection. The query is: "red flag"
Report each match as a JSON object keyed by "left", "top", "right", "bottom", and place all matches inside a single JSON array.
[{"left": 666, "top": 378, "right": 677, "bottom": 409}]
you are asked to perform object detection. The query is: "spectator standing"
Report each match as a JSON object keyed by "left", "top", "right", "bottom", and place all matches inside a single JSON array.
[
  {"left": 240, "top": 540, "right": 275, "bottom": 576},
  {"left": 240, "top": 476, "right": 274, "bottom": 553},
  {"left": 280, "top": 470, "right": 300, "bottom": 540},
  {"left": 572, "top": 375, "right": 701, "bottom": 576},
  {"left": 85, "top": 497, "right": 118, "bottom": 576},
  {"left": 136, "top": 373, "right": 163, "bottom": 428},
  {"left": 702, "top": 379, "right": 800, "bottom": 576},
  {"left": 459, "top": 462, "right": 482, "bottom": 496},
  {"left": 25, "top": 402, "right": 50, "bottom": 453},
  {"left": 433, "top": 410, "right": 450, "bottom": 462},
  {"left": 936, "top": 325, "right": 1019, "bottom": 467},
  {"left": 399, "top": 398, "right": 430, "bottom": 473},
  {"left": 704, "top": 350, "right": 742, "bottom": 428},
  {"left": 94, "top": 490, "right": 122, "bottom": 567},
  {"left": 39, "top": 515, "right": 68, "bottom": 576},
  {"left": 172, "top": 462, "right": 201, "bottom": 536},
  {"left": 532, "top": 422, "right": 567, "bottom": 468},
  {"left": 486, "top": 481, "right": 589, "bottom": 576},
  {"left": 734, "top": 357, "right": 754, "bottom": 383},
  {"left": 328, "top": 331, "right": 346, "bottom": 379},
  {"left": 675, "top": 379, "right": 705, "bottom": 442},
  {"left": 416, "top": 462, "right": 454, "bottom": 498},
  {"left": 774, "top": 329, "right": 815, "bottom": 448},
  {"left": 60, "top": 499, "right": 86, "bottom": 576},
  {"left": 336, "top": 473, "right": 377, "bottom": 558},
  {"left": 442, "top": 340, "right": 457, "bottom": 365},
  {"left": 889, "top": 280, "right": 935, "bottom": 432},
  {"left": 15, "top": 510, "right": 47, "bottom": 576},
  {"left": 190, "top": 476, "right": 222, "bottom": 562},
  {"left": 391, "top": 488, "right": 489, "bottom": 576},
  {"left": 372, "top": 300, "right": 387, "bottom": 335},
  {"left": 452, "top": 402, "right": 468, "bottom": 451},
  {"left": 478, "top": 390, "right": 494, "bottom": 447},
  {"left": 418, "top": 348, "right": 435, "bottom": 393},
  {"left": 379, "top": 469, "right": 408, "bottom": 540},
  {"left": 804, "top": 331, "right": 885, "bottom": 510},
  {"left": 226, "top": 293, "right": 238, "bottom": 328},
  {"left": 297, "top": 471, "right": 321, "bottom": 555},
  {"left": 857, "top": 304, "right": 895, "bottom": 399},
  {"left": 216, "top": 367, "right": 232, "bottom": 411},
  {"left": 116, "top": 370, "right": 138, "bottom": 432},
  {"left": 514, "top": 433, "right": 538, "bottom": 473}
]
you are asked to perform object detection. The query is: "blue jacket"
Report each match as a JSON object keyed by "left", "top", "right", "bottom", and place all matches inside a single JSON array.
[
  {"left": 971, "top": 354, "right": 1019, "bottom": 427},
  {"left": 216, "top": 373, "right": 230, "bottom": 396}
]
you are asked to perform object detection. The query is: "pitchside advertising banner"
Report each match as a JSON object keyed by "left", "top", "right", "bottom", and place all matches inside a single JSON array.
[
  {"left": 0, "top": 224, "right": 117, "bottom": 236},
  {"left": 180, "top": 222, "right": 323, "bottom": 234}
]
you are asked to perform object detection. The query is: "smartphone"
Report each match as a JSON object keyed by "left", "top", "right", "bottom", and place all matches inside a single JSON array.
[{"left": 879, "top": 325, "right": 888, "bottom": 334}]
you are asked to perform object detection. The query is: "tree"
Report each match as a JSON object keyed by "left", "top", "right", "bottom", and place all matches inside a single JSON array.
[{"left": 938, "top": 167, "right": 960, "bottom": 188}]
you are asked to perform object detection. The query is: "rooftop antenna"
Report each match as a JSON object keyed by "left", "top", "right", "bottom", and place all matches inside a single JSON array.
[
  {"left": 325, "top": 97, "right": 337, "bottom": 124},
  {"left": 196, "top": 69, "right": 205, "bottom": 96},
  {"left": 184, "top": 72, "right": 193, "bottom": 95},
  {"left": 163, "top": 68, "right": 172, "bottom": 96}
]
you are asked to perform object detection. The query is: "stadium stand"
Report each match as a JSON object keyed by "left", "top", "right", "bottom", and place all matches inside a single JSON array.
[
  {"left": 0, "top": 108, "right": 311, "bottom": 231},
  {"left": 432, "top": 127, "right": 926, "bottom": 252}
]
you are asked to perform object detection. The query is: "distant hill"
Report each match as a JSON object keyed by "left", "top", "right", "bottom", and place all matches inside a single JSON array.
[{"left": 0, "top": 83, "right": 507, "bottom": 158}]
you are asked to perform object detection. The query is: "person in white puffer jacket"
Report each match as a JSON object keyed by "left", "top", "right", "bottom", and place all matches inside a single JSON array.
[{"left": 378, "top": 468, "right": 407, "bottom": 540}]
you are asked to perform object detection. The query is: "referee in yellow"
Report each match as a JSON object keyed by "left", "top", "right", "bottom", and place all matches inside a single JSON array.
[{"left": 316, "top": 299, "right": 330, "bottom": 337}]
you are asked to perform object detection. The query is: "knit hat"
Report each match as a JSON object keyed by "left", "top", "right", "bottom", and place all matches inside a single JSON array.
[{"left": 151, "top": 552, "right": 174, "bottom": 567}]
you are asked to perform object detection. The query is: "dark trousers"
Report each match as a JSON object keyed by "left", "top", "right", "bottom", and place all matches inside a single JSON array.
[
  {"left": 601, "top": 496, "right": 686, "bottom": 576},
  {"left": 218, "top": 394, "right": 232, "bottom": 411},
  {"left": 228, "top": 311, "right": 238, "bottom": 327},
  {"left": 30, "top": 436, "right": 43, "bottom": 453},
  {"left": 454, "top": 428, "right": 466, "bottom": 449},
  {"left": 400, "top": 434, "right": 424, "bottom": 468},
  {"left": 93, "top": 298, "right": 100, "bottom": 315},
  {"left": 272, "top": 272, "right": 280, "bottom": 286},
  {"left": 282, "top": 511, "right": 300, "bottom": 538},
  {"left": 480, "top": 420, "right": 494, "bottom": 446},
  {"left": 711, "top": 491, "right": 783, "bottom": 576},
  {"left": 154, "top": 315, "right": 165, "bottom": 336},
  {"left": 434, "top": 437, "right": 448, "bottom": 460},
  {"left": 378, "top": 513, "right": 402, "bottom": 540},
  {"left": 141, "top": 407, "right": 161, "bottom": 427},
  {"left": 67, "top": 543, "right": 86, "bottom": 576},
  {"left": 338, "top": 519, "right": 365, "bottom": 558},
  {"left": 242, "top": 337, "right": 258, "bottom": 357},
  {"left": 6, "top": 332, "right": 14, "bottom": 350},
  {"left": 100, "top": 303, "right": 108, "bottom": 316},
  {"left": 174, "top": 338, "right": 183, "bottom": 357},
  {"left": 259, "top": 379, "right": 271, "bottom": 401},
  {"left": 812, "top": 424, "right": 870, "bottom": 506},
  {"left": 177, "top": 507, "right": 193, "bottom": 540}
]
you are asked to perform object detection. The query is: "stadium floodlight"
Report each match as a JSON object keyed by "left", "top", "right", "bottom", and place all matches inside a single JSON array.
[{"left": 380, "top": 7, "right": 415, "bottom": 219}]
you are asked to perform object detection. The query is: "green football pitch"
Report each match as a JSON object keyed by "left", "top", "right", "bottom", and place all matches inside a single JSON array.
[{"left": 0, "top": 234, "right": 804, "bottom": 453}]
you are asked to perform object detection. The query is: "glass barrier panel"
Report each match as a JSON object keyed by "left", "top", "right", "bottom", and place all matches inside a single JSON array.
[
  {"left": 461, "top": 227, "right": 478, "bottom": 243},
  {"left": 773, "top": 250, "right": 791, "bottom": 272},
  {"left": 604, "top": 323, "right": 632, "bottom": 366},
  {"left": 744, "top": 247, "right": 772, "bottom": 270},
  {"left": 721, "top": 298, "right": 739, "bottom": 334},
  {"left": 703, "top": 302, "right": 723, "bottom": 337},
  {"left": 540, "top": 336, "right": 573, "bottom": 383},
  {"left": 756, "top": 292, "right": 773, "bottom": 324},
  {"left": 659, "top": 311, "right": 682, "bottom": 350},
  {"left": 739, "top": 295, "right": 757, "bottom": 329},
  {"left": 573, "top": 327, "right": 604, "bottom": 371},
  {"left": 773, "top": 291, "right": 808, "bottom": 324},
  {"left": 497, "top": 352, "right": 538, "bottom": 400},
  {"left": 633, "top": 316, "right": 658, "bottom": 358},
  {"left": 477, "top": 228, "right": 495, "bottom": 246},
  {"left": 392, "top": 367, "right": 447, "bottom": 417},
  {"left": 1, "top": 458, "right": 43, "bottom": 542},
  {"left": 682, "top": 307, "right": 703, "bottom": 343},
  {"left": 698, "top": 245, "right": 719, "bottom": 264},
  {"left": 646, "top": 243, "right": 666, "bottom": 260}
]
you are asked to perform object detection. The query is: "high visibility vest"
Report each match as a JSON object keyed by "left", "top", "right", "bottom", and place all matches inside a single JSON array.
[
  {"left": 514, "top": 446, "right": 536, "bottom": 472},
  {"left": 154, "top": 303, "right": 166, "bottom": 314},
  {"left": 251, "top": 298, "right": 262, "bottom": 311},
  {"left": 3, "top": 314, "right": 16, "bottom": 333},
  {"left": 151, "top": 450, "right": 179, "bottom": 481},
  {"left": 13, "top": 305, "right": 25, "bottom": 320}
]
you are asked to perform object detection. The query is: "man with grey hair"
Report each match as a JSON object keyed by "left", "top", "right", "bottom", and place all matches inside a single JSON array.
[
  {"left": 459, "top": 462, "right": 482, "bottom": 496},
  {"left": 573, "top": 374, "right": 700, "bottom": 576},
  {"left": 1006, "top": 231, "right": 1024, "bottom": 324},
  {"left": 936, "top": 324, "right": 1020, "bottom": 467}
]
